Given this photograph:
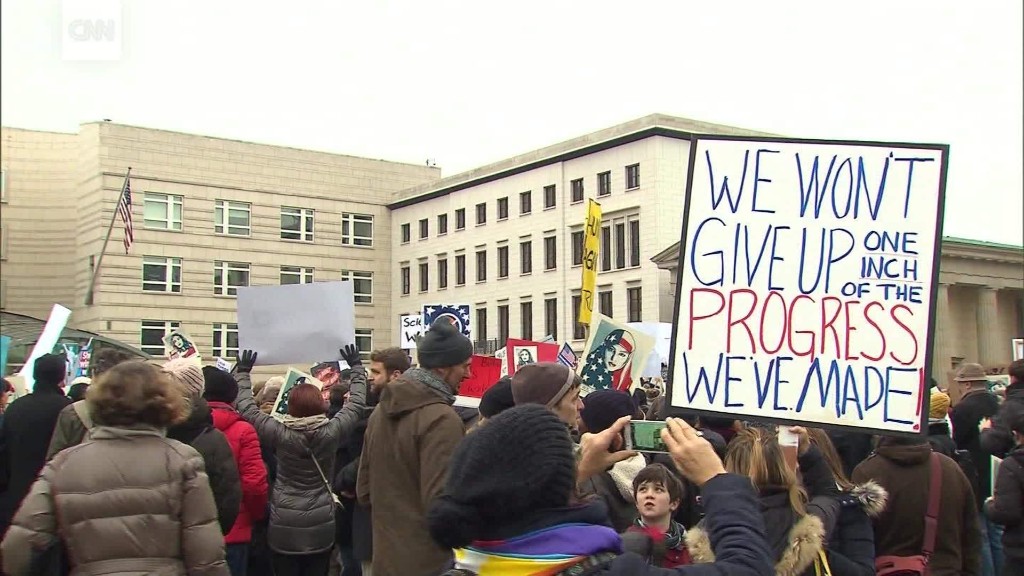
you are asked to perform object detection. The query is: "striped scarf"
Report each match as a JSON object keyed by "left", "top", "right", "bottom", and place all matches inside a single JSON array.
[{"left": 452, "top": 523, "right": 621, "bottom": 575}]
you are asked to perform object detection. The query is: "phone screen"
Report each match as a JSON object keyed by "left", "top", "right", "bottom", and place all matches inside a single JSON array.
[{"left": 625, "top": 421, "right": 669, "bottom": 453}]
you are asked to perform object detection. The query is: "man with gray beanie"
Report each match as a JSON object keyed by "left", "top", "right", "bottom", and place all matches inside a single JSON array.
[{"left": 357, "top": 319, "right": 472, "bottom": 576}]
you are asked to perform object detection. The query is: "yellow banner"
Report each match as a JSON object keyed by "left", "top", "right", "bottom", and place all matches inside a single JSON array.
[{"left": 577, "top": 199, "right": 602, "bottom": 326}]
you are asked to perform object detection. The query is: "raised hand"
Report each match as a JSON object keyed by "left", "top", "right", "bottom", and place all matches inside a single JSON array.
[
  {"left": 661, "top": 417, "right": 726, "bottom": 486},
  {"left": 577, "top": 415, "right": 638, "bottom": 484},
  {"left": 340, "top": 344, "right": 362, "bottom": 367},
  {"left": 235, "top": 350, "right": 258, "bottom": 374}
]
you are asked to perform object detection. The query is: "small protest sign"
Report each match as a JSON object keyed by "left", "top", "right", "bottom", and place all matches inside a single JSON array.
[
  {"left": 577, "top": 314, "right": 655, "bottom": 396},
  {"left": 423, "top": 304, "right": 471, "bottom": 339},
  {"left": 399, "top": 314, "right": 424, "bottom": 349},
  {"left": 272, "top": 368, "right": 323, "bottom": 419},
  {"left": 164, "top": 329, "right": 200, "bottom": 361}
]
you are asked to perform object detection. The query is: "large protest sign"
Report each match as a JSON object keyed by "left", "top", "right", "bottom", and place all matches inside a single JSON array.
[
  {"left": 669, "top": 136, "right": 948, "bottom": 435},
  {"left": 578, "top": 313, "right": 655, "bottom": 396},
  {"left": 423, "top": 304, "right": 471, "bottom": 339}
]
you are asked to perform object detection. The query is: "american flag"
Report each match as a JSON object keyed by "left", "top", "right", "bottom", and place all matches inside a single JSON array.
[
  {"left": 118, "top": 179, "right": 133, "bottom": 253},
  {"left": 556, "top": 343, "right": 578, "bottom": 369}
]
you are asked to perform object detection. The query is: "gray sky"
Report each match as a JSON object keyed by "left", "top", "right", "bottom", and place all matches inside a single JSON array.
[{"left": 3, "top": 0, "right": 1021, "bottom": 245}]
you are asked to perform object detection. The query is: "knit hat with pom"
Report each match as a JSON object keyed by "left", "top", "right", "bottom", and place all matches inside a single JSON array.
[
  {"left": 427, "top": 404, "right": 577, "bottom": 549},
  {"left": 163, "top": 358, "right": 205, "bottom": 406},
  {"left": 417, "top": 318, "right": 473, "bottom": 369}
]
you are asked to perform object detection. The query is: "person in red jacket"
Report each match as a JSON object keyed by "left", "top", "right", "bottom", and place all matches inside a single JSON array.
[
  {"left": 203, "top": 366, "right": 269, "bottom": 576},
  {"left": 624, "top": 463, "right": 691, "bottom": 567}
]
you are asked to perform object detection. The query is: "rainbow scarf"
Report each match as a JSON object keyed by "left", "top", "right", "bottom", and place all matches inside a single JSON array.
[{"left": 453, "top": 522, "right": 622, "bottom": 576}]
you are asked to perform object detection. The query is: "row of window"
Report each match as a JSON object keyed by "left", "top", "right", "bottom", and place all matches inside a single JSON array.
[
  {"left": 399, "top": 216, "right": 641, "bottom": 295},
  {"left": 139, "top": 320, "right": 374, "bottom": 361},
  {"left": 465, "top": 286, "right": 643, "bottom": 344},
  {"left": 141, "top": 256, "right": 373, "bottom": 302},
  {"left": 400, "top": 165, "right": 641, "bottom": 243},
  {"left": 143, "top": 193, "right": 374, "bottom": 246}
]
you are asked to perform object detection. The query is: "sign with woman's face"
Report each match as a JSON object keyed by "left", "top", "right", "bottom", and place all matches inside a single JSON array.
[{"left": 577, "top": 314, "right": 655, "bottom": 396}]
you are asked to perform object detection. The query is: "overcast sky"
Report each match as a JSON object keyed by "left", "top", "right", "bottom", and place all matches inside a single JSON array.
[{"left": 2, "top": 0, "right": 1021, "bottom": 245}]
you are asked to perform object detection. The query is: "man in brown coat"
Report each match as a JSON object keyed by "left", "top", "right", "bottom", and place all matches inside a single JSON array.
[
  {"left": 357, "top": 319, "right": 472, "bottom": 576},
  {"left": 853, "top": 435, "right": 981, "bottom": 576}
]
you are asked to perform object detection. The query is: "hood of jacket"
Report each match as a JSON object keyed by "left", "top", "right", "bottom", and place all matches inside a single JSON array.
[
  {"left": 686, "top": 510, "right": 824, "bottom": 576},
  {"left": 1010, "top": 444, "right": 1024, "bottom": 467},
  {"left": 208, "top": 400, "right": 244, "bottom": 432},
  {"left": 875, "top": 439, "right": 932, "bottom": 466},
  {"left": 167, "top": 397, "right": 214, "bottom": 444},
  {"left": 838, "top": 481, "right": 888, "bottom": 518},
  {"left": 379, "top": 372, "right": 450, "bottom": 419}
]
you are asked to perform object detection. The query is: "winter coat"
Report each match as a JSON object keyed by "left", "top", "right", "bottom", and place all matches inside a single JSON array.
[
  {"left": 982, "top": 384, "right": 1024, "bottom": 459},
  {"left": 168, "top": 398, "right": 242, "bottom": 536},
  {"left": 333, "top": 389, "right": 376, "bottom": 560},
  {"left": 950, "top": 388, "right": 1000, "bottom": 507},
  {"left": 826, "top": 430, "right": 874, "bottom": 478},
  {"left": 357, "top": 370, "right": 465, "bottom": 576},
  {"left": 0, "top": 386, "right": 71, "bottom": 536},
  {"left": 0, "top": 425, "right": 228, "bottom": 576},
  {"left": 928, "top": 419, "right": 958, "bottom": 457},
  {"left": 985, "top": 445, "right": 1024, "bottom": 562},
  {"left": 852, "top": 440, "right": 981, "bottom": 576},
  {"left": 826, "top": 482, "right": 887, "bottom": 576},
  {"left": 579, "top": 452, "right": 647, "bottom": 532},
  {"left": 45, "top": 400, "right": 90, "bottom": 459},
  {"left": 235, "top": 368, "right": 368, "bottom": 555},
  {"left": 208, "top": 401, "right": 269, "bottom": 544}
]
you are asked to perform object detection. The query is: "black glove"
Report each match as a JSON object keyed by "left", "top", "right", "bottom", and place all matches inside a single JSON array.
[
  {"left": 340, "top": 344, "right": 362, "bottom": 367},
  {"left": 236, "top": 350, "right": 258, "bottom": 374}
]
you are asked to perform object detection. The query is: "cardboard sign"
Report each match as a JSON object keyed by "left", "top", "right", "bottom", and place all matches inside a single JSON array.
[
  {"left": 577, "top": 314, "right": 655, "bottom": 396},
  {"left": 505, "top": 339, "right": 561, "bottom": 376},
  {"left": 399, "top": 314, "right": 424, "bottom": 349},
  {"left": 669, "top": 136, "right": 948, "bottom": 435},
  {"left": 458, "top": 355, "right": 504, "bottom": 400},
  {"left": 423, "top": 304, "right": 472, "bottom": 339}
]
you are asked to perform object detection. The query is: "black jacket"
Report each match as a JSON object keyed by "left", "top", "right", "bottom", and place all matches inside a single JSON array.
[
  {"left": 985, "top": 446, "right": 1024, "bottom": 562},
  {"left": 827, "top": 482, "right": 887, "bottom": 576},
  {"left": 333, "top": 391, "right": 376, "bottom": 560},
  {"left": 951, "top": 389, "right": 1001, "bottom": 506},
  {"left": 0, "top": 386, "right": 71, "bottom": 537},
  {"left": 167, "top": 397, "right": 242, "bottom": 535},
  {"left": 982, "top": 385, "right": 1024, "bottom": 459},
  {"left": 827, "top": 430, "right": 875, "bottom": 478}
]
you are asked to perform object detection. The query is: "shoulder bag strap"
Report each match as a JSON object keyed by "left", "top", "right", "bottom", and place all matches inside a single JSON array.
[{"left": 922, "top": 452, "right": 943, "bottom": 557}]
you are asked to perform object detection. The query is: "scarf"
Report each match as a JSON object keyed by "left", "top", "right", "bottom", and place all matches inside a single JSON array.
[
  {"left": 404, "top": 367, "right": 455, "bottom": 405},
  {"left": 454, "top": 523, "right": 621, "bottom": 575},
  {"left": 279, "top": 413, "right": 329, "bottom": 431},
  {"left": 606, "top": 452, "right": 648, "bottom": 500},
  {"left": 634, "top": 518, "right": 683, "bottom": 550}
]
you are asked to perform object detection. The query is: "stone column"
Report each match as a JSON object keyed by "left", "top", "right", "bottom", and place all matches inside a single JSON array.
[
  {"left": 976, "top": 286, "right": 1002, "bottom": 366},
  {"left": 932, "top": 282, "right": 955, "bottom": 385}
]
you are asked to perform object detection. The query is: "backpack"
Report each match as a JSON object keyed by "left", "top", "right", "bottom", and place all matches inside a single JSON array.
[{"left": 874, "top": 452, "right": 942, "bottom": 576}]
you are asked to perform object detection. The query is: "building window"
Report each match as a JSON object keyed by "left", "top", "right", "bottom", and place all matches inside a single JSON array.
[
  {"left": 571, "top": 230, "right": 584, "bottom": 266},
  {"left": 213, "top": 323, "right": 239, "bottom": 359},
  {"left": 627, "top": 287, "right": 642, "bottom": 322},
  {"left": 142, "top": 256, "right": 182, "bottom": 293},
  {"left": 455, "top": 208, "right": 466, "bottom": 230},
  {"left": 341, "top": 213, "right": 374, "bottom": 247},
  {"left": 626, "top": 163, "right": 640, "bottom": 189},
  {"left": 602, "top": 214, "right": 642, "bottom": 271},
  {"left": 400, "top": 266, "right": 411, "bottom": 295},
  {"left": 401, "top": 223, "right": 411, "bottom": 244},
  {"left": 571, "top": 178, "right": 584, "bottom": 203},
  {"left": 143, "top": 193, "right": 183, "bottom": 231},
  {"left": 140, "top": 320, "right": 180, "bottom": 356},
  {"left": 520, "top": 191, "right": 532, "bottom": 215},
  {"left": 544, "top": 185, "right": 556, "bottom": 209},
  {"left": 438, "top": 214, "right": 448, "bottom": 235},
  {"left": 418, "top": 219, "right": 429, "bottom": 239},
  {"left": 355, "top": 328, "right": 373, "bottom": 362},
  {"left": 544, "top": 297, "right": 558, "bottom": 341},
  {"left": 615, "top": 222, "right": 626, "bottom": 269},
  {"left": 456, "top": 254, "right": 466, "bottom": 286},
  {"left": 476, "top": 307, "right": 488, "bottom": 342},
  {"left": 520, "top": 241, "right": 532, "bottom": 274},
  {"left": 600, "top": 226, "right": 612, "bottom": 271},
  {"left": 438, "top": 257, "right": 448, "bottom": 289},
  {"left": 280, "top": 265, "right": 314, "bottom": 285},
  {"left": 597, "top": 171, "right": 611, "bottom": 197},
  {"left": 599, "top": 290, "right": 613, "bottom": 317},
  {"left": 520, "top": 301, "right": 533, "bottom": 340},
  {"left": 571, "top": 295, "right": 585, "bottom": 340},
  {"left": 341, "top": 270, "right": 373, "bottom": 304},
  {"left": 214, "top": 261, "right": 250, "bottom": 296},
  {"left": 280, "top": 206, "right": 314, "bottom": 242},
  {"left": 497, "top": 245, "right": 509, "bottom": 279},
  {"left": 418, "top": 262, "right": 429, "bottom": 292},
  {"left": 544, "top": 236, "right": 557, "bottom": 271},
  {"left": 498, "top": 304, "right": 510, "bottom": 346},
  {"left": 630, "top": 218, "right": 641, "bottom": 267},
  {"left": 476, "top": 249, "right": 487, "bottom": 282},
  {"left": 215, "top": 200, "right": 251, "bottom": 236},
  {"left": 497, "top": 197, "right": 509, "bottom": 220},
  {"left": 476, "top": 203, "right": 487, "bottom": 225}
]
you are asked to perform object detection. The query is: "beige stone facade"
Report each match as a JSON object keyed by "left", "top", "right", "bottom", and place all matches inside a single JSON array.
[{"left": 0, "top": 122, "right": 440, "bottom": 369}]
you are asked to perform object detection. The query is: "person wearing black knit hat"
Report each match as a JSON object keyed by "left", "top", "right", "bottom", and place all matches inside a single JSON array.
[
  {"left": 357, "top": 318, "right": 472, "bottom": 576},
  {"left": 477, "top": 377, "right": 514, "bottom": 424},
  {"left": 428, "top": 405, "right": 774, "bottom": 575}
]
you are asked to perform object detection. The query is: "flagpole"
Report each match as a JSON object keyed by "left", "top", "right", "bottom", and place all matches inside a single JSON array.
[{"left": 85, "top": 167, "right": 132, "bottom": 306}]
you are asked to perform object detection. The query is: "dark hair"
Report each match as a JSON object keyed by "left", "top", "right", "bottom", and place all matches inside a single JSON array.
[
  {"left": 1010, "top": 360, "right": 1024, "bottom": 386},
  {"left": 34, "top": 354, "right": 66, "bottom": 388},
  {"left": 287, "top": 383, "right": 325, "bottom": 418},
  {"left": 88, "top": 361, "right": 187, "bottom": 427},
  {"left": 1, "top": 378, "right": 14, "bottom": 394},
  {"left": 67, "top": 382, "right": 90, "bottom": 402},
  {"left": 632, "top": 463, "right": 684, "bottom": 504},
  {"left": 329, "top": 385, "right": 347, "bottom": 406},
  {"left": 92, "top": 348, "right": 133, "bottom": 377},
  {"left": 370, "top": 347, "right": 411, "bottom": 375}
]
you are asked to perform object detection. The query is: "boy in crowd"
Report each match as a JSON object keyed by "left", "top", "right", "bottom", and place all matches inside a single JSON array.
[{"left": 625, "top": 463, "right": 690, "bottom": 567}]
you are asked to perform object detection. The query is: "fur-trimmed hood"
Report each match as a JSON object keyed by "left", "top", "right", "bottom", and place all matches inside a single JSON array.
[
  {"left": 844, "top": 481, "right": 888, "bottom": 518},
  {"left": 686, "top": 514, "right": 824, "bottom": 576}
]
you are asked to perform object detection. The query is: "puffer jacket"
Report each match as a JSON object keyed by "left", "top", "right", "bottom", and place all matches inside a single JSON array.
[
  {"left": 208, "top": 401, "right": 268, "bottom": 544},
  {"left": 0, "top": 425, "right": 228, "bottom": 576},
  {"left": 826, "top": 482, "right": 887, "bottom": 576},
  {"left": 235, "top": 367, "right": 367, "bottom": 555}
]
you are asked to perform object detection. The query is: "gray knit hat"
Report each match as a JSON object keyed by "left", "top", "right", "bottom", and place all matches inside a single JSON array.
[{"left": 417, "top": 319, "right": 473, "bottom": 369}]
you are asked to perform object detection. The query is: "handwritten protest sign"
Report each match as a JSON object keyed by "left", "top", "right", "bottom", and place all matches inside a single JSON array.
[
  {"left": 669, "top": 136, "right": 948, "bottom": 435},
  {"left": 399, "top": 314, "right": 424, "bottom": 349}
]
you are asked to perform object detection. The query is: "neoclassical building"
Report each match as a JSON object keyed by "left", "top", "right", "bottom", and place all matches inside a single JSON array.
[{"left": 652, "top": 237, "right": 1024, "bottom": 387}]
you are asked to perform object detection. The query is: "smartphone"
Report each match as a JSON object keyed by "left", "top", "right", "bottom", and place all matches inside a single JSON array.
[{"left": 624, "top": 421, "right": 670, "bottom": 453}]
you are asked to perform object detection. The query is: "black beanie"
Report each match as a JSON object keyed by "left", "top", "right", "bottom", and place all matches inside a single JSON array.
[
  {"left": 581, "top": 389, "right": 636, "bottom": 433},
  {"left": 428, "top": 405, "right": 577, "bottom": 549},
  {"left": 417, "top": 318, "right": 473, "bottom": 369},
  {"left": 478, "top": 377, "right": 514, "bottom": 419},
  {"left": 202, "top": 366, "right": 240, "bottom": 404}
]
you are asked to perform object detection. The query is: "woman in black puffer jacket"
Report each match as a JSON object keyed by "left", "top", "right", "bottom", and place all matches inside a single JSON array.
[{"left": 234, "top": 346, "right": 367, "bottom": 576}]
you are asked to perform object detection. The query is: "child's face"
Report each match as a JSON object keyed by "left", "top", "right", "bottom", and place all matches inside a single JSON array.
[{"left": 635, "top": 481, "right": 678, "bottom": 523}]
